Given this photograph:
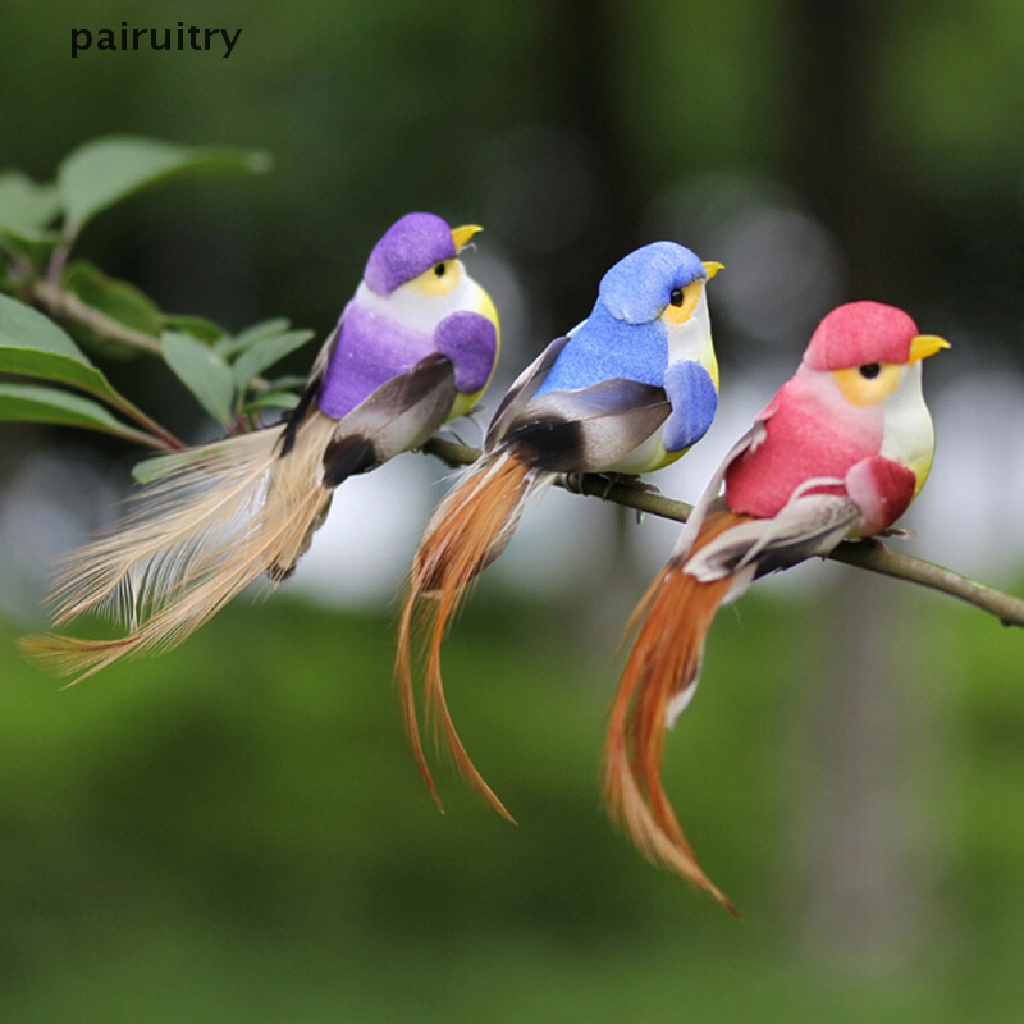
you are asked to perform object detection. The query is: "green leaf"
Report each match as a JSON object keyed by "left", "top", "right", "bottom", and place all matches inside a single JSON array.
[
  {"left": 131, "top": 447, "right": 212, "bottom": 484},
  {"left": 258, "top": 374, "right": 307, "bottom": 391},
  {"left": 0, "top": 226, "right": 63, "bottom": 266},
  {"left": 0, "top": 292, "right": 129, "bottom": 405},
  {"left": 0, "top": 173, "right": 61, "bottom": 234},
  {"left": 242, "top": 390, "right": 301, "bottom": 414},
  {"left": 58, "top": 136, "right": 271, "bottom": 233},
  {"left": 160, "top": 313, "right": 224, "bottom": 344},
  {"left": 62, "top": 261, "right": 162, "bottom": 353},
  {"left": 232, "top": 329, "right": 315, "bottom": 392},
  {"left": 162, "top": 331, "right": 235, "bottom": 426},
  {"left": 0, "top": 382, "right": 149, "bottom": 442},
  {"left": 215, "top": 317, "right": 292, "bottom": 357}
]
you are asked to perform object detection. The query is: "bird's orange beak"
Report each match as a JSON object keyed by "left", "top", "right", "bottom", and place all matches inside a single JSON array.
[{"left": 702, "top": 261, "right": 724, "bottom": 280}]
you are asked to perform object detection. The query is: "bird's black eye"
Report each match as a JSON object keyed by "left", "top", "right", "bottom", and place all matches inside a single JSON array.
[
  {"left": 670, "top": 287, "right": 684, "bottom": 307},
  {"left": 434, "top": 262, "right": 446, "bottom": 278},
  {"left": 858, "top": 363, "right": 881, "bottom": 380}
]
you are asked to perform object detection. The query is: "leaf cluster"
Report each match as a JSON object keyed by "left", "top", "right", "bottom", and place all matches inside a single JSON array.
[{"left": 0, "top": 137, "right": 314, "bottom": 454}]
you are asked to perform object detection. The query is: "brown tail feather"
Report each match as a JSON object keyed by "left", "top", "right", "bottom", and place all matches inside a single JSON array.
[
  {"left": 395, "top": 452, "right": 533, "bottom": 821},
  {"left": 21, "top": 413, "right": 340, "bottom": 679},
  {"left": 604, "top": 510, "right": 748, "bottom": 913}
]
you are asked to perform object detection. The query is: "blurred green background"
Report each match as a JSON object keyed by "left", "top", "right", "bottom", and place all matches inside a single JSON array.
[{"left": 2, "top": 0, "right": 1024, "bottom": 1020}]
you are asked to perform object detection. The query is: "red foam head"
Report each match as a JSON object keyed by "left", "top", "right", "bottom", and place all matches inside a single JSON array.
[{"left": 802, "top": 302, "right": 919, "bottom": 372}]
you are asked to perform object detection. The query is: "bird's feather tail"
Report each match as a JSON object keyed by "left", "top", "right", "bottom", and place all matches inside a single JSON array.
[
  {"left": 22, "top": 413, "right": 341, "bottom": 679},
  {"left": 396, "top": 450, "right": 547, "bottom": 821},
  {"left": 604, "top": 510, "right": 748, "bottom": 913}
]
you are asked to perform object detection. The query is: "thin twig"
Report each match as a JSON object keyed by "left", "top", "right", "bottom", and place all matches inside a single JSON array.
[
  {"left": 828, "top": 541, "right": 1024, "bottom": 627},
  {"left": 421, "top": 436, "right": 1024, "bottom": 629},
  {"left": 27, "top": 279, "right": 187, "bottom": 451},
  {"left": 98, "top": 393, "right": 187, "bottom": 452},
  {"left": 2, "top": 244, "right": 37, "bottom": 288},
  {"left": 45, "top": 243, "right": 72, "bottom": 289},
  {"left": 30, "top": 280, "right": 163, "bottom": 355}
]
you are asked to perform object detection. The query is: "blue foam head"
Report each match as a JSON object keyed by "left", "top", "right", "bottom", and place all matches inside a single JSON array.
[{"left": 598, "top": 242, "right": 706, "bottom": 325}]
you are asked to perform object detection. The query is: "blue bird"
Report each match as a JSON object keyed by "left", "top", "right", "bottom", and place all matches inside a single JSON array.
[{"left": 395, "top": 241, "right": 722, "bottom": 820}]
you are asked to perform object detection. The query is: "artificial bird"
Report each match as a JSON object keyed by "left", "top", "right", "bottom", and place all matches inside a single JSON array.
[
  {"left": 396, "top": 241, "right": 723, "bottom": 820},
  {"left": 603, "top": 300, "right": 948, "bottom": 912},
  {"left": 24, "top": 211, "right": 499, "bottom": 678}
]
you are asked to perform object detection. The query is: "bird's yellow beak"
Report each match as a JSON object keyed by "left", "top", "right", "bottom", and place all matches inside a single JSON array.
[
  {"left": 451, "top": 224, "right": 483, "bottom": 252},
  {"left": 702, "top": 261, "right": 724, "bottom": 280},
  {"left": 908, "top": 334, "right": 950, "bottom": 363}
]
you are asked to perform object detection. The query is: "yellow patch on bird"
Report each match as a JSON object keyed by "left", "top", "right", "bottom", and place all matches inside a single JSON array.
[
  {"left": 447, "top": 282, "right": 501, "bottom": 422},
  {"left": 702, "top": 347, "right": 720, "bottom": 390},
  {"left": 832, "top": 363, "right": 903, "bottom": 407},
  {"left": 649, "top": 442, "right": 688, "bottom": 472},
  {"left": 610, "top": 434, "right": 685, "bottom": 475},
  {"left": 410, "top": 258, "right": 462, "bottom": 297},
  {"left": 475, "top": 284, "right": 501, "bottom": 338},
  {"left": 661, "top": 281, "right": 702, "bottom": 326},
  {"left": 909, "top": 450, "right": 934, "bottom": 497}
]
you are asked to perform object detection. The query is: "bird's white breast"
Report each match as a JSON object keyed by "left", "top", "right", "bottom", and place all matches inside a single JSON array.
[
  {"left": 880, "top": 361, "right": 936, "bottom": 491},
  {"left": 665, "top": 286, "right": 719, "bottom": 387},
  {"left": 354, "top": 270, "right": 492, "bottom": 333}
]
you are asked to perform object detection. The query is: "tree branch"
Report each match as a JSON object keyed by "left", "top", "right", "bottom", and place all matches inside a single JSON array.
[
  {"left": 421, "top": 436, "right": 1024, "bottom": 629},
  {"left": 30, "top": 280, "right": 164, "bottom": 355},
  {"left": 827, "top": 541, "right": 1024, "bottom": 627},
  {"left": 28, "top": 279, "right": 188, "bottom": 451}
]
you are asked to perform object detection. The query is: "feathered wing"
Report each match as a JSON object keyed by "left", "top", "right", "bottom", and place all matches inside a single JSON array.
[
  {"left": 23, "top": 353, "right": 461, "bottom": 679},
  {"left": 495, "top": 377, "right": 671, "bottom": 473},
  {"left": 483, "top": 337, "right": 571, "bottom": 451},
  {"left": 270, "top": 351, "right": 458, "bottom": 580}
]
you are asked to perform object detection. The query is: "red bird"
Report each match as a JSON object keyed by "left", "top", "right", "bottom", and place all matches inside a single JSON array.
[{"left": 604, "top": 301, "right": 948, "bottom": 911}]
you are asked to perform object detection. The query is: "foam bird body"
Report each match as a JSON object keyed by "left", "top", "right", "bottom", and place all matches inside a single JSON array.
[
  {"left": 26, "top": 212, "right": 499, "bottom": 677},
  {"left": 396, "top": 241, "right": 722, "bottom": 819},
  {"left": 604, "top": 301, "right": 948, "bottom": 911}
]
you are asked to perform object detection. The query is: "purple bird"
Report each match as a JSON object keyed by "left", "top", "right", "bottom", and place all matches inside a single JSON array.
[{"left": 27, "top": 212, "right": 500, "bottom": 679}]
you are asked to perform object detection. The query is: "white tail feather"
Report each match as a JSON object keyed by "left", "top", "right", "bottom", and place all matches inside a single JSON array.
[{"left": 50, "top": 428, "right": 281, "bottom": 626}]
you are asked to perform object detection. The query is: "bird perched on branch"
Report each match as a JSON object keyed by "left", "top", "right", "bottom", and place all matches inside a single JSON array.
[
  {"left": 396, "top": 241, "right": 723, "bottom": 820},
  {"left": 24, "top": 212, "right": 499, "bottom": 678},
  {"left": 604, "top": 301, "right": 948, "bottom": 912}
]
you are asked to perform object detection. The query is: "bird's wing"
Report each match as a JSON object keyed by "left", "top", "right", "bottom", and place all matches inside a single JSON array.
[
  {"left": 322, "top": 351, "right": 458, "bottom": 485},
  {"left": 484, "top": 336, "right": 572, "bottom": 451},
  {"left": 685, "top": 490, "right": 860, "bottom": 585},
  {"left": 672, "top": 422, "right": 768, "bottom": 561},
  {"left": 495, "top": 377, "right": 671, "bottom": 474},
  {"left": 280, "top": 323, "right": 340, "bottom": 456}
]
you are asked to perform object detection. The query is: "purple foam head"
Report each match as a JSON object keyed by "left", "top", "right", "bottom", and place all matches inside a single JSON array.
[{"left": 362, "top": 212, "right": 457, "bottom": 296}]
